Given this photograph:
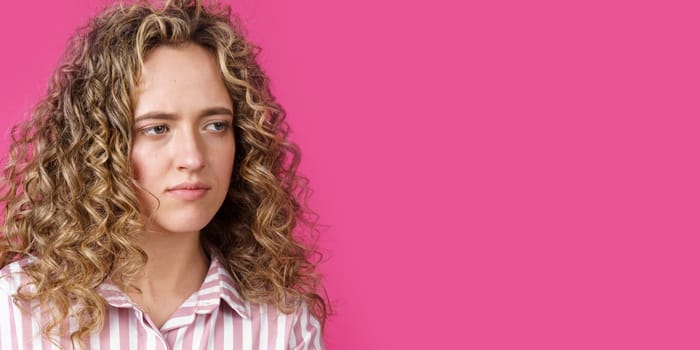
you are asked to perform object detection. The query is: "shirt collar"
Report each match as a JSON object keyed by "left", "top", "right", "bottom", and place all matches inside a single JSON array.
[
  {"left": 198, "top": 256, "right": 250, "bottom": 319},
  {"left": 96, "top": 256, "right": 250, "bottom": 320}
]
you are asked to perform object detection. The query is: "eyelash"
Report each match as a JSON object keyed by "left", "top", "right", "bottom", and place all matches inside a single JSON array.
[
  {"left": 140, "top": 121, "right": 232, "bottom": 135},
  {"left": 204, "top": 121, "right": 232, "bottom": 132},
  {"left": 142, "top": 124, "right": 169, "bottom": 135}
]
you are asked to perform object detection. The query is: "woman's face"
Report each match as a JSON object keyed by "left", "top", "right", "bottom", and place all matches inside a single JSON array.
[{"left": 131, "top": 43, "right": 235, "bottom": 235}]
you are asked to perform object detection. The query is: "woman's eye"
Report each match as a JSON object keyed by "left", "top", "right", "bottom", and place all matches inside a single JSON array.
[
  {"left": 205, "top": 121, "right": 231, "bottom": 132},
  {"left": 143, "top": 124, "right": 169, "bottom": 135}
]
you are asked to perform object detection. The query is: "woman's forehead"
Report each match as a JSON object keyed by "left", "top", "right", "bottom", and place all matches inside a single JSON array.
[{"left": 132, "top": 43, "right": 232, "bottom": 120}]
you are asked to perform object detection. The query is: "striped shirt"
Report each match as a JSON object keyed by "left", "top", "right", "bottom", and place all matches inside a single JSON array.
[{"left": 0, "top": 257, "right": 324, "bottom": 349}]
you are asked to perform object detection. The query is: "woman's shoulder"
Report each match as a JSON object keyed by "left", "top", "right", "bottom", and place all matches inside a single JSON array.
[{"left": 0, "top": 257, "right": 35, "bottom": 296}]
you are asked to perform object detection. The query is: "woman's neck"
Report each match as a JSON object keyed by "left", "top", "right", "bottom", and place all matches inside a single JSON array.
[{"left": 127, "top": 229, "right": 210, "bottom": 328}]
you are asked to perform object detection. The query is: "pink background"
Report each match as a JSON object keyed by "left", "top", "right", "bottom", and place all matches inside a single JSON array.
[{"left": 1, "top": 0, "right": 699, "bottom": 348}]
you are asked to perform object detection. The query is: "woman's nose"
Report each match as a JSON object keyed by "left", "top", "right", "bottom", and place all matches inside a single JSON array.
[{"left": 174, "top": 131, "right": 206, "bottom": 172}]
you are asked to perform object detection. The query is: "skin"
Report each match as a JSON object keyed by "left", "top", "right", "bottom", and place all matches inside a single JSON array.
[{"left": 129, "top": 42, "right": 235, "bottom": 328}]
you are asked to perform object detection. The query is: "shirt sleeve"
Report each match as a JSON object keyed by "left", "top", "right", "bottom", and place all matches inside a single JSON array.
[
  {"left": 0, "top": 273, "right": 17, "bottom": 349},
  {"left": 288, "top": 303, "right": 325, "bottom": 350}
]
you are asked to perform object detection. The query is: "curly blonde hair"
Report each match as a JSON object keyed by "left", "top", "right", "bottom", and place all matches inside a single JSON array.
[{"left": 0, "top": 0, "right": 327, "bottom": 344}]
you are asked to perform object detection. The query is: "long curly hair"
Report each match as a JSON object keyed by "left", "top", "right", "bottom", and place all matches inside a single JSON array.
[{"left": 0, "top": 0, "right": 327, "bottom": 344}]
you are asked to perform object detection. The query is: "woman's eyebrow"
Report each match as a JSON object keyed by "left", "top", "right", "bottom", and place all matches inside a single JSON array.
[
  {"left": 134, "top": 112, "right": 177, "bottom": 122},
  {"left": 200, "top": 107, "right": 234, "bottom": 118},
  {"left": 135, "top": 107, "right": 233, "bottom": 122}
]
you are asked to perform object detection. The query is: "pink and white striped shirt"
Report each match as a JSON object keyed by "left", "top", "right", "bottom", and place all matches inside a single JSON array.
[{"left": 0, "top": 257, "right": 324, "bottom": 349}]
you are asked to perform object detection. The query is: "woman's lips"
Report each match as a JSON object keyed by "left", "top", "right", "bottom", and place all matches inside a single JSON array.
[
  {"left": 166, "top": 188, "right": 210, "bottom": 200},
  {"left": 165, "top": 182, "right": 212, "bottom": 200}
]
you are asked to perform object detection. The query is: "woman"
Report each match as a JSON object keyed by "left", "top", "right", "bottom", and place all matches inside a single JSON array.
[{"left": 0, "top": 0, "right": 327, "bottom": 348}]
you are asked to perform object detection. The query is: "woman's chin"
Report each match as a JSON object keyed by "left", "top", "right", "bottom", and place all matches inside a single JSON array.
[{"left": 142, "top": 216, "right": 212, "bottom": 235}]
